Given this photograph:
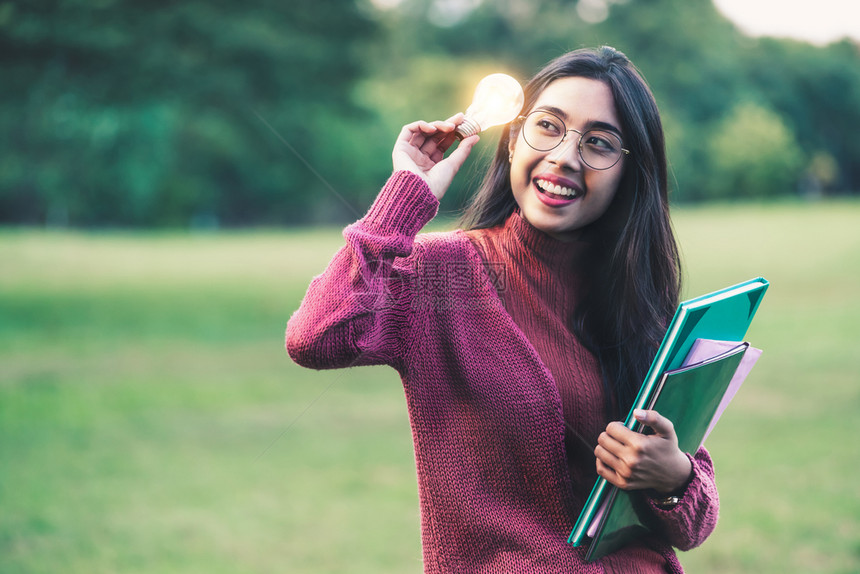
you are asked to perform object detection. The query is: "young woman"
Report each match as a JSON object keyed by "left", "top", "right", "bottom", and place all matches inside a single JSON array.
[{"left": 287, "top": 47, "right": 718, "bottom": 573}]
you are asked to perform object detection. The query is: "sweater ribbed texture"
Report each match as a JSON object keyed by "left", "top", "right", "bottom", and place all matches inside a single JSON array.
[
  {"left": 286, "top": 171, "right": 719, "bottom": 573},
  {"left": 466, "top": 214, "right": 669, "bottom": 573},
  {"left": 465, "top": 213, "right": 605, "bottom": 504}
]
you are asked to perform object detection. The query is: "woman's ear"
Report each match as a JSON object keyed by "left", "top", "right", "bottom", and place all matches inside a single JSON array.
[{"left": 507, "top": 116, "right": 525, "bottom": 162}]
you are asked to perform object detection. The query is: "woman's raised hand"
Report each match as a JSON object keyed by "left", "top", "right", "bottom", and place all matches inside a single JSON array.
[
  {"left": 392, "top": 114, "right": 480, "bottom": 200},
  {"left": 594, "top": 409, "right": 693, "bottom": 494}
]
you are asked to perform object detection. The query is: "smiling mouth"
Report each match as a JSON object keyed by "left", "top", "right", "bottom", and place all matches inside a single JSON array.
[{"left": 535, "top": 178, "right": 581, "bottom": 200}]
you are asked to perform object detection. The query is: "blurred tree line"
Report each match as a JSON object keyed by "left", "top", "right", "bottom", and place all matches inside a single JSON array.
[{"left": 1, "top": 0, "right": 858, "bottom": 227}]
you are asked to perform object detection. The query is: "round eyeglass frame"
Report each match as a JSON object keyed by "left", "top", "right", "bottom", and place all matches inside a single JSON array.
[{"left": 516, "top": 111, "right": 630, "bottom": 171}]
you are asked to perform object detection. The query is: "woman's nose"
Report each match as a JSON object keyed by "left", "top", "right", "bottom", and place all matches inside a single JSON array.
[{"left": 547, "top": 132, "right": 583, "bottom": 170}]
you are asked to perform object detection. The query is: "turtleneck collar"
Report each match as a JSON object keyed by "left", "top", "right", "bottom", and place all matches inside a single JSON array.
[{"left": 501, "top": 210, "right": 590, "bottom": 273}]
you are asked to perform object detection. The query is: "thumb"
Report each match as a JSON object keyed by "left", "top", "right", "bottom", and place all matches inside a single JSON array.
[
  {"left": 633, "top": 409, "right": 677, "bottom": 439},
  {"left": 445, "top": 134, "right": 479, "bottom": 173},
  {"left": 428, "top": 135, "right": 479, "bottom": 200}
]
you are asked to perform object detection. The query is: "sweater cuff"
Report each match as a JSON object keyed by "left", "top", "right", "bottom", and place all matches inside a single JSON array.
[
  {"left": 645, "top": 450, "right": 719, "bottom": 551},
  {"left": 647, "top": 451, "right": 715, "bottom": 529},
  {"left": 360, "top": 170, "right": 439, "bottom": 237},
  {"left": 647, "top": 452, "right": 698, "bottom": 513}
]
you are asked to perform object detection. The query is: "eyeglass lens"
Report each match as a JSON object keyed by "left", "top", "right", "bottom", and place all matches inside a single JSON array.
[{"left": 522, "top": 111, "right": 624, "bottom": 170}]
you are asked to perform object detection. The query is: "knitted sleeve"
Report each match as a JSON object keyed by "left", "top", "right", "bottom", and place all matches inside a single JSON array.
[
  {"left": 286, "top": 170, "right": 438, "bottom": 371},
  {"left": 647, "top": 446, "right": 720, "bottom": 551}
]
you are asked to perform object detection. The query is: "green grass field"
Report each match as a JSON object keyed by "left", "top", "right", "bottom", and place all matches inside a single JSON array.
[{"left": 2, "top": 200, "right": 859, "bottom": 573}]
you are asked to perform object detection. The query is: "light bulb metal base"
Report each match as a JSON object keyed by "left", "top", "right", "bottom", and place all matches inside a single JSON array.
[{"left": 454, "top": 117, "right": 481, "bottom": 140}]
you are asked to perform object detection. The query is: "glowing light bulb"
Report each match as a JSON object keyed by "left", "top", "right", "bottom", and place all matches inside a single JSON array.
[{"left": 455, "top": 73, "right": 524, "bottom": 139}]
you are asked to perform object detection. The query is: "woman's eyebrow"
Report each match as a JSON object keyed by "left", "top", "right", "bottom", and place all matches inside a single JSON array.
[
  {"left": 588, "top": 120, "right": 624, "bottom": 138},
  {"left": 533, "top": 104, "right": 569, "bottom": 119},
  {"left": 533, "top": 105, "right": 623, "bottom": 137}
]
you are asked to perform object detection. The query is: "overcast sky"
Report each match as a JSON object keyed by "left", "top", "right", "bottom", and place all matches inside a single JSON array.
[{"left": 712, "top": 0, "right": 860, "bottom": 45}]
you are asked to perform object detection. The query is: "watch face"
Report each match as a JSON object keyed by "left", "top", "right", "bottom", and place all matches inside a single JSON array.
[{"left": 655, "top": 495, "right": 680, "bottom": 509}]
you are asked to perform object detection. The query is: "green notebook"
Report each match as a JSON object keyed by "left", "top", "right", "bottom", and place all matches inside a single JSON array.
[{"left": 568, "top": 277, "right": 769, "bottom": 561}]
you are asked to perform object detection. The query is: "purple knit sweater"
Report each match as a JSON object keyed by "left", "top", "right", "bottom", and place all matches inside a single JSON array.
[{"left": 286, "top": 171, "right": 719, "bottom": 573}]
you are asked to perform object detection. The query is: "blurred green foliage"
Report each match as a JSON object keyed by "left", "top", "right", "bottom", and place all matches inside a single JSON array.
[
  {"left": 706, "top": 102, "right": 805, "bottom": 199},
  {"left": 1, "top": 0, "right": 858, "bottom": 227}
]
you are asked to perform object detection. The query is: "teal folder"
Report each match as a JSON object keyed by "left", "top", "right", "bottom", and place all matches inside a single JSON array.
[{"left": 568, "top": 277, "right": 769, "bottom": 561}]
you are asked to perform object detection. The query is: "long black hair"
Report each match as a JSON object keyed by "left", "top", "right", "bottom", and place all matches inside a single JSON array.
[{"left": 460, "top": 46, "right": 681, "bottom": 420}]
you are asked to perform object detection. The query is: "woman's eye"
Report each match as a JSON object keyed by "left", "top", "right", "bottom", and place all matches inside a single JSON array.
[
  {"left": 584, "top": 132, "right": 618, "bottom": 152},
  {"left": 535, "top": 118, "right": 562, "bottom": 134}
]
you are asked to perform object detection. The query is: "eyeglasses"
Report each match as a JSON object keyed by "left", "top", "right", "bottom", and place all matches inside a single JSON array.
[{"left": 517, "top": 110, "right": 630, "bottom": 170}]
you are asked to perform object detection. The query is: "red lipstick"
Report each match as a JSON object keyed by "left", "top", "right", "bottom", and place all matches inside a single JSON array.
[{"left": 532, "top": 174, "right": 583, "bottom": 208}]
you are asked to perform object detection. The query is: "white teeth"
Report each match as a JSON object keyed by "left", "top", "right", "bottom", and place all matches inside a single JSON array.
[{"left": 537, "top": 179, "right": 577, "bottom": 197}]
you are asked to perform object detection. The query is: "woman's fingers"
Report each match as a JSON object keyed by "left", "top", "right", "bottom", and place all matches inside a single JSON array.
[
  {"left": 633, "top": 409, "right": 677, "bottom": 440},
  {"left": 603, "top": 421, "right": 644, "bottom": 451},
  {"left": 595, "top": 442, "right": 625, "bottom": 474},
  {"left": 399, "top": 120, "right": 453, "bottom": 157},
  {"left": 399, "top": 114, "right": 464, "bottom": 142},
  {"left": 392, "top": 115, "right": 477, "bottom": 200},
  {"left": 420, "top": 120, "right": 460, "bottom": 153},
  {"left": 596, "top": 426, "right": 635, "bottom": 482},
  {"left": 399, "top": 120, "right": 443, "bottom": 146},
  {"left": 595, "top": 414, "right": 692, "bottom": 492},
  {"left": 402, "top": 122, "right": 430, "bottom": 149},
  {"left": 394, "top": 122, "right": 438, "bottom": 170},
  {"left": 398, "top": 115, "right": 466, "bottom": 157},
  {"left": 444, "top": 112, "right": 465, "bottom": 125}
]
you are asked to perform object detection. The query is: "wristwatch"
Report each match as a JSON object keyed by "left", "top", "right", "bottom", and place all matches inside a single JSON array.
[{"left": 653, "top": 495, "right": 681, "bottom": 510}]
